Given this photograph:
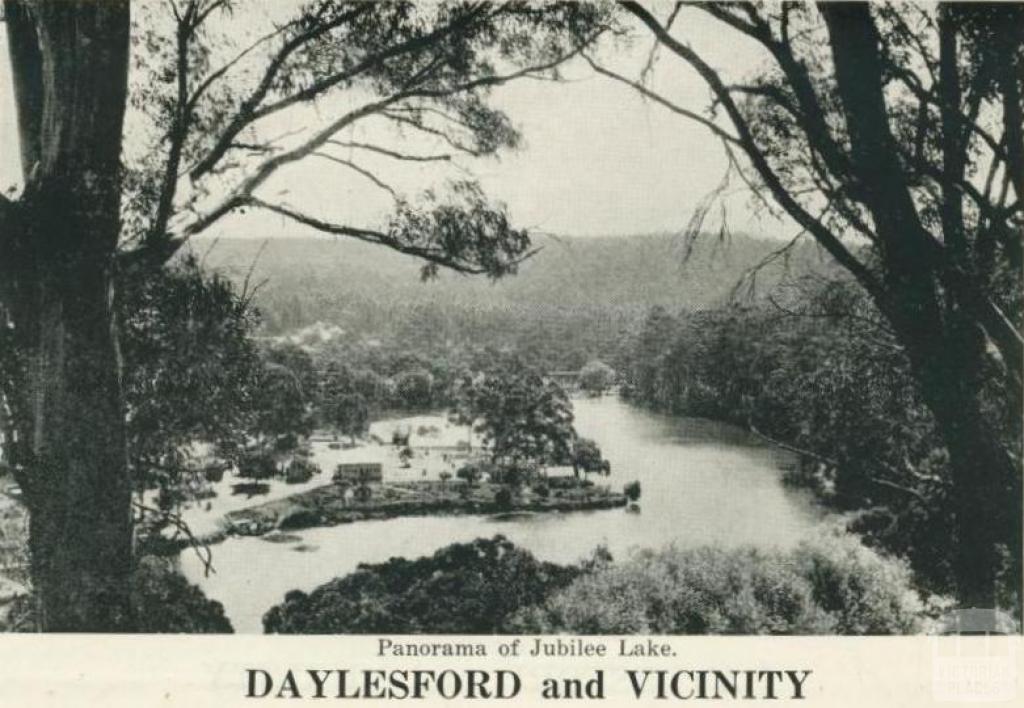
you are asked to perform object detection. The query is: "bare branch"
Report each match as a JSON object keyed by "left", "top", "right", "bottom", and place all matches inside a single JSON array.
[
  {"left": 189, "top": 4, "right": 483, "bottom": 180},
  {"left": 583, "top": 55, "right": 741, "bottom": 146},
  {"left": 130, "top": 16, "right": 599, "bottom": 268},
  {"left": 379, "top": 110, "right": 486, "bottom": 156},
  {"left": 327, "top": 140, "right": 452, "bottom": 162},
  {"left": 621, "top": 1, "right": 883, "bottom": 300},
  {"left": 185, "top": 20, "right": 296, "bottom": 114},
  {"left": 132, "top": 500, "right": 216, "bottom": 576},
  {"left": 148, "top": 4, "right": 195, "bottom": 247},
  {"left": 312, "top": 152, "right": 400, "bottom": 199}
]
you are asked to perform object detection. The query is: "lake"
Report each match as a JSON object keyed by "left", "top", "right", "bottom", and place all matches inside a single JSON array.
[{"left": 179, "top": 397, "right": 827, "bottom": 633}]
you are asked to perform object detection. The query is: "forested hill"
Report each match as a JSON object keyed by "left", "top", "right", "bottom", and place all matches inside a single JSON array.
[{"left": 193, "top": 232, "right": 832, "bottom": 369}]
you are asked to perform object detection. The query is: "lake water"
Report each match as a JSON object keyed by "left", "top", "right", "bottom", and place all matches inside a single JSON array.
[{"left": 179, "top": 397, "right": 827, "bottom": 633}]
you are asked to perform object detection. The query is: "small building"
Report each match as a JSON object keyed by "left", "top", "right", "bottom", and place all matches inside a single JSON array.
[{"left": 333, "top": 462, "right": 383, "bottom": 484}]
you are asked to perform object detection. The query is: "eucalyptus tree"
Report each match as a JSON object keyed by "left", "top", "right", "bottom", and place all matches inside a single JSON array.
[
  {"left": 452, "top": 363, "right": 577, "bottom": 468},
  {"left": 605, "top": 1, "right": 1022, "bottom": 607},
  {"left": 0, "top": 0, "right": 609, "bottom": 630}
]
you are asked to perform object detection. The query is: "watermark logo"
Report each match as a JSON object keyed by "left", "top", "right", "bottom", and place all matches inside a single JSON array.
[{"left": 931, "top": 608, "right": 1019, "bottom": 703}]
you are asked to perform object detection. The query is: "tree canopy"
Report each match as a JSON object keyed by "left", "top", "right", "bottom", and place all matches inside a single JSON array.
[{"left": 452, "top": 360, "right": 577, "bottom": 466}]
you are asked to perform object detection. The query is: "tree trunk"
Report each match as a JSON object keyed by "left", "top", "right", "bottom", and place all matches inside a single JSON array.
[
  {"left": 900, "top": 310, "right": 1021, "bottom": 609},
  {"left": 3, "top": 0, "right": 134, "bottom": 631},
  {"left": 25, "top": 260, "right": 135, "bottom": 631}
]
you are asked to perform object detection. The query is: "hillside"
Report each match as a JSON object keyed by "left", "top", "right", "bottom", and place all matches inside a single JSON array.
[
  {"left": 196, "top": 232, "right": 829, "bottom": 320},
  {"left": 191, "top": 232, "right": 833, "bottom": 369}
]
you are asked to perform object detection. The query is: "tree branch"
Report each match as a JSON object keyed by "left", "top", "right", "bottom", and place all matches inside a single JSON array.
[
  {"left": 326, "top": 140, "right": 452, "bottom": 162},
  {"left": 583, "top": 55, "right": 742, "bottom": 146},
  {"left": 311, "top": 153, "right": 399, "bottom": 199},
  {"left": 188, "top": 4, "right": 483, "bottom": 180},
  {"left": 621, "top": 1, "right": 883, "bottom": 300},
  {"left": 245, "top": 197, "right": 540, "bottom": 276}
]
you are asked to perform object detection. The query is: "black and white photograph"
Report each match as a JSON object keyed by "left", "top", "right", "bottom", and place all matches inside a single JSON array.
[{"left": 0, "top": 0, "right": 1021, "bottom": 645}]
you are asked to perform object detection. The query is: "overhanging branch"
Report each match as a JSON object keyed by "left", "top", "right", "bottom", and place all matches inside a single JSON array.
[
  {"left": 245, "top": 197, "right": 540, "bottom": 276},
  {"left": 621, "top": 1, "right": 883, "bottom": 300}
]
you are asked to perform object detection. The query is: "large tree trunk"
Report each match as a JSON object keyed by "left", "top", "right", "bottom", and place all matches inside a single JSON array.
[
  {"left": 899, "top": 309, "right": 1021, "bottom": 609},
  {"left": 820, "top": 2, "right": 1021, "bottom": 611},
  {"left": 4, "top": 0, "right": 134, "bottom": 631},
  {"left": 25, "top": 257, "right": 135, "bottom": 631}
]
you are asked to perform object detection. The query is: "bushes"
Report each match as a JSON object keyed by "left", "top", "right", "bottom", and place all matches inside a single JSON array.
[
  {"left": 790, "top": 533, "right": 925, "bottom": 634},
  {"left": 623, "top": 480, "right": 641, "bottom": 501},
  {"left": 285, "top": 457, "right": 320, "bottom": 484},
  {"left": 3, "top": 557, "right": 233, "bottom": 633},
  {"left": 237, "top": 451, "right": 278, "bottom": 480},
  {"left": 510, "top": 531, "right": 924, "bottom": 635},
  {"left": 494, "top": 487, "right": 513, "bottom": 510},
  {"left": 277, "top": 506, "right": 322, "bottom": 530},
  {"left": 132, "top": 557, "right": 234, "bottom": 633},
  {"left": 263, "top": 536, "right": 580, "bottom": 634},
  {"left": 261, "top": 532, "right": 926, "bottom": 636}
]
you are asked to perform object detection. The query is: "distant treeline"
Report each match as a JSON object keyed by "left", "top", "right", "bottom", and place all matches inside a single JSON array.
[{"left": 197, "top": 232, "right": 828, "bottom": 373}]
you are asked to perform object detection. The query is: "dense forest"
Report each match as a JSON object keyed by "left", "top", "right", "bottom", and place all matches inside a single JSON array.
[{"left": 197, "top": 232, "right": 830, "bottom": 372}]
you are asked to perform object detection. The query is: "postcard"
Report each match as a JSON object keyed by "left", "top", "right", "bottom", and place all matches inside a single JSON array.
[{"left": 0, "top": 1, "right": 1021, "bottom": 705}]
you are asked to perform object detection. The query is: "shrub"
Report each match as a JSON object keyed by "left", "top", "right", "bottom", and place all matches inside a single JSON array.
[
  {"left": 285, "top": 457, "right": 320, "bottom": 484},
  {"left": 237, "top": 451, "right": 277, "bottom": 480},
  {"left": 263, "top": 536, "right": 580, "bottom": 633},
  {"left": 456, "top": 464, "right": 482, "bottom": 485},
  {"left": 4, "top": 557, "right": 234, "bottom": 633},
  {"left": 494, "top": 487, "right": 513, "bottom": 510},
  {"left": 510, "top": 531, "right": 924, "bottom": 635},
  {"left": 132, "top": 557, "right": 234, "bottom": 633},
  {"left": 202, "top": 465, "right": 225, "bottom": 483},
  {"left": 276, "top": 506, "right": 321, "bottom": 530},
  {"left": 624, "top": 480, "right": 641, "bottom": 501},
  {"left": 791, "top": 532, "right": 925, "bottom": 634}
]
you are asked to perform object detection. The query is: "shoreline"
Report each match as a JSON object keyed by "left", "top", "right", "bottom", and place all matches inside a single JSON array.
[
  {"left": 148, "top": 478, "right": 630, "bottom": 554},
  {"left": 223, "top": 480, "right": 630, "bottom": 537}
]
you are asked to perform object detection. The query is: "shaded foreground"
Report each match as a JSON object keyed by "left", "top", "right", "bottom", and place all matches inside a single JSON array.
[{"left": 263, "top": 534, "right": 933, "bottom": 635}]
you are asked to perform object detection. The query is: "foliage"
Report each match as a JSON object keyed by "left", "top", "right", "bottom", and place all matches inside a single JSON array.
[
  {"left": 284, "top": 457, "right": 320, "bottom": 485},
  {"left": 620, "top": 271, "right": 1024, "bottom": 607},
  {"left": 131, "top": 557, "right": 234, "bottom": 633},
  {"left": 623, "top": 480, "right": 641, "bottom": 502},
  {"left": 455, "top": 463, "right": 483, "bottom": 486},
  {"left": 3, "top": 557, "right": 233, "bottom": 633},
  {"left": 120, "top": 254, "right": 263, "bottom": 498},
  {"left": 451, "top": 359, "right": 576, "bottom": 465},
  {"left": 571, "top": 437, "right": 607, "bottom": 476},
  {"left": 262, "top": 536, "right": 580, "bottom": 633},
  {"left": 510, "top": 532, "right": 924, "bottom": 635},
  {"left": 200, "top": 232, "right": 820, "bottom": 372},
  {"left": 494, "top": 487, "right": 514, "bottom": 511},
  {"left": 328, "top": 392, "right": 370, "bottom": 442},
  {"left": 618, "top": 0, "right": 1023, "bottom": 609},
  {"left": 236, "top": 450, "right": 276, "bottom": 481},
  {"left": 578, "top": 359, "right": 615, "bottom": 396},
  {"left": 393, "top": 369, "right": 435, "bottom": 409}
]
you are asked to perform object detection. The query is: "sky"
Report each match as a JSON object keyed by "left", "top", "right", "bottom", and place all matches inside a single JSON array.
[{"left": 0, "top": 3, "right": 795, "bottom": 241}]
